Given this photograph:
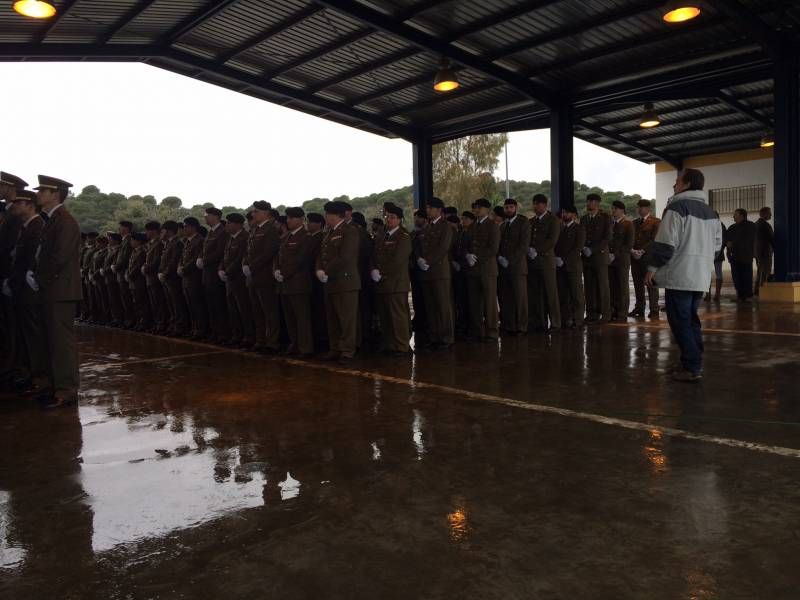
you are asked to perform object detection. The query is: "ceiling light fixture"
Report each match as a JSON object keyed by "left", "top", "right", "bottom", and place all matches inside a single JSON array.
[
  {"left": 639, "top": 103, "right": 661, "bottom": 128},
  {"left": 662, "top": 2, "right": 701, "bottom": 24},
  {"left": 760, "top": 134, "right": 775, "bottom": 148},
  {"left": 12, "top": 0, "right": 57, "bottom": 18},
  {"left": 433, "top": 58, "right": 459, "bottom": 93}
]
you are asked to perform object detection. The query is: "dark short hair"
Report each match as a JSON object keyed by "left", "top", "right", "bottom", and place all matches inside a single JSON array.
[
  {"left": 586, "top": 193, "right": 602, "bottom": 203},
  {"left": 734, "top": 208, "right": 748, "bottom": 218},
  {"left": 493, "top": 206, "right": 505, "bottom": 217},
  {"left": 532, "top": 194, "right": 548, "bottom": 205},
  {"left": 681, "top": 168, "right": 705, "bottom": 191},
  {"left": 759, "top": 206, "right": 771, "bottom": 216}
]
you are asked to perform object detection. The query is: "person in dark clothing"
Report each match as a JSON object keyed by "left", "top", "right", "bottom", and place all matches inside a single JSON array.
[
  {"left": 705, "top": 212, "right": 726, "bottom": 303},
  {"left": 726, "top": 208, "right": 756, "bottom": 302},
  {"left": 754, "top": 206, "right": 774, "bottom": 295}
]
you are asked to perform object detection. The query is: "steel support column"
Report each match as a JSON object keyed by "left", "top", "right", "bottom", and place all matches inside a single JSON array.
[
  {"left": 550, "top": 103, "right": 574, "bottom": 213},
  {"left": 773, "top": 49, "right": 800, "bottom": 282},
  {"left": 412, "top": 138, "right": 433, "bottom": 210}
]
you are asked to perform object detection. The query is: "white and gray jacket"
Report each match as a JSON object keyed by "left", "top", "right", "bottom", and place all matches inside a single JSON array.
[{"left": 647, "top": 189, "right": 723, "bottom": 292}]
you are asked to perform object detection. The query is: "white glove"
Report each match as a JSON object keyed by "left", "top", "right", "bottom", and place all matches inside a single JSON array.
[
  {"left": 370, "top": 269, "right": 381, "bottom": 283},
  {"left": 140, "top": 266, "right": 146, "bottom": 275},
  {"left": 608, "top": 253, "right": 615, "bottom": 264},
  {"left": 25, "top": 270, "right": 39, "bottom": 292},
  {"left": 582, "top": 247, "right": 592, "bottom": 257},
  {"left": 158, "top": 273, "right": 166, "bottom": 283},
  {"left": 110, "top": 264, "right": 117, "bottom": 273},
  {"left": 1, "top": 279, "right": 11, "bottom": 297},
  {"left": 555, "top": 257, "right": 564, "bottom": 268},
  {"left": 99, "top": 268, "right": 105, "bottom": 276},
  {"left": 273, "top": 270, "right": 284, "bottom": 283},
  {"left": 218, "top": 270, "right": 227, "bottom": 282},
  {"left": 416, "top": 257, "right": 429, "bottom": 271},
  {"left": 196, "top": 258, "right": 204, "bottom": 269},
  {"left": 631, "top": 249, "right": 644, "bottom": 260},
  {"left": 527, "top": 247, "right": 538, "bottom": 260},
  {"left": 451, "top": 260, "right": 461, "bottom": 272},
  {"left": 497, "top": 256, "right": 509, "bottom": 268},
  {"left": 466, "top": 254, "right": 477, "bottom": 267},
  {"left": 177, "top": 266, "right": 184, "bottom": 277},
  {"left": 316, "top": 270, "right": 329, "bottom": 283},
  {"left": 242, "top": 265, "right": 251, "bottom": 278}
]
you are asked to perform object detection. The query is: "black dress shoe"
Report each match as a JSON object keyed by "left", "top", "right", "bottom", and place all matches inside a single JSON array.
[
  {"left": 628, "top": 310, "right": 645, "bottom": 318},
  {"left": 39, "top": 393, "right": 78, "bottom": 410},
  {"left": 648, "top": 311, "right": 660, "bottom": 319}
]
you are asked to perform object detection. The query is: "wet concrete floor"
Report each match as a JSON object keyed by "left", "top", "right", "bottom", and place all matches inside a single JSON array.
[{"left": 1, "top": 299, "right": 800, "bottom": 599}]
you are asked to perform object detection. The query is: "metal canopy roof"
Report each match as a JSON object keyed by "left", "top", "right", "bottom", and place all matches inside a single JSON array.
[{"left": 1, "top": 0, "right": 798, "bottom": 164}]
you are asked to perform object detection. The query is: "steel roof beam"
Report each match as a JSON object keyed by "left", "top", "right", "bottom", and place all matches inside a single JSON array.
[
  {"left": 34, "top": 0, "right": 79, "bottom": 43},
  {"left": 627, "top": 121, "right": 765, "bottom": 145},
  {"left": 160, "top": 0, "right": 241, "bottom": 44},
  {"left": 716, "top": 89, "right": 774, "bottom": 128},
  {"left": 656, "top": 130, "right": 764, "bottom": 152},
  {"left": 305, "top": 47, "right": 419, "bottom": 94},
  {"left": 314, "top": 0, "right": 556, "bottom": 106},
  {"left": 96, "top": 0, "right": 160, "bottom": 45},
  {"left": 713, "top": 0, "right": 782, "bottom": 59},
  {"left": 576, "top": 119, "right": 682, "bottom": 168},
  {"left": 380, "top": 81, "right": 500, "bottom": 118}
]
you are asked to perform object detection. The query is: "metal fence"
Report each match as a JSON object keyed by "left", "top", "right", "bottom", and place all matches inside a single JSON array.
[{"left": 708, "top": 184, "right": 767, "bottom": 215}]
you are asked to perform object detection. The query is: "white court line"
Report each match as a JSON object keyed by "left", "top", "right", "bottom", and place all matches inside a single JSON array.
[{"left": 84, "top": 328, "right": 800, "bottom": 459}]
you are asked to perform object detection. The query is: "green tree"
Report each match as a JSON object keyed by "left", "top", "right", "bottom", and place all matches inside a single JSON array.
[{"left": 433, "top": 133, "right": 508, "bottom": 211}]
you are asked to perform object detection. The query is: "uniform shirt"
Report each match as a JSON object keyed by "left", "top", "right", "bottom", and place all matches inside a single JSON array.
[
  {"left": 555, "top": 220, "right": 587, "bottom": 273},
  {"left": 580, "top": 210, "right": 612, "bottom": 254},
  {"left": 609, "top": 216, "right": 635, "bottom": 261},
  {"left": 416, "top": 216, "right": 453, "bottom": 281},
  {"left": 372, "top": 225, "right": 411, "bottom": 294},
  {"left": 633, "top": 213, "right": 661, "bottom": 251}
]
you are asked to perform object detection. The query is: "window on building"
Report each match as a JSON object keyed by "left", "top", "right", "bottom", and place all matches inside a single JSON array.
[{"left": 709, "top": 184, "right": 766, "bottom": 215}]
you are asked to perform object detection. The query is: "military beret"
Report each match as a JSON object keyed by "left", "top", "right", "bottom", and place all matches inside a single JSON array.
[
  {"left": 307, "top": 212, "right": 324, "bottom": 224},
  {"left": 109, "top": 233, "right": 122, "bottom": 242},
  {"left": 532, "top": 194, "right": 548, "bottom": 205},
  {"left": 461, "top": 211, "right": 476, "bottom": 220},
  {"left": 226, "top": 212, "right": 245, "bottom": 224},
  {"left": 34, "top": 174, "right": 72, "bottom": 191},
  {"left": 612, "top": 200, "right": 626, "bottom": 210},
  {"left": 252, "top": 200, "right": 271, "bottom": 212},
  {"left": 428, "top": 197, "right": 445, "bottom": 209},
  {"left": 351, "top": 212, "right": 367, "bottom": 228},
  {"left": 637, "top": 199, "right": 652, "bottom": 208},
  {"left": 162, "top": 220, "right": 179, "bottom": 232},
  {"left": 473, "top": 198, "right": 491, "bottom": 209},
  {"left": 285, "top": 207, "right": 305, "bottom": 219},
  {"left": 145, "top": 220, "right": 161, "bottom": 231},
  {"left": 446, "top": 215, "right": 460, "bottom": 224},
  {"left": 386, "top": 205, "right": 403, "bottom": 219},
  {"left": 14, "top": 190, "right": 37, "bottom": 203},
  {"left": 444, "top": 206, "right": 458, "bottom": 215},
  {"left": 205, "top": 206, "right": 222, "bottom": 217},
  {"left": 119, "top": 220, "right": 133, "bottom": 229},
  {"left": 324, "top": 201, "right": 346, "bottom": 216},
  {"left": 132, "top": 232, "right": 147, "bottom": 243},
  {"left": 504, "top": 197, "right": 518, "bottom": 206},
  {"left": 493, "top": 206, "right": 505, "bottom": 218},
  {"left": 0, "top": 171, "right": 28, "bottom": 190},
  {"left": 183, "top": 216, "right": 200, "bottom": 228}
]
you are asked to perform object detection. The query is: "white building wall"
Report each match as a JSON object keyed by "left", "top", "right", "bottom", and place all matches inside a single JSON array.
[{"left": 655, "top": 157, "right": 773, "bottom": 227}]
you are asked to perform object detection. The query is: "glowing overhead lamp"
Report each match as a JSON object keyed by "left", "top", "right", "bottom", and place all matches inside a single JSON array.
[
  {"left": 433, "top": 58, "right": 459, "bottom": 93},
  {"left": 12, "top": 0, "right": 57, "bottom": 18},
  {"left": 639, "top": 103, "right": 661, "bottom": 128},
  {"left": 760, "top": 134, "right": 775, "bottom": 148},
  {"left": 662, "top": 1, "right": 701, "bottom": 24}
]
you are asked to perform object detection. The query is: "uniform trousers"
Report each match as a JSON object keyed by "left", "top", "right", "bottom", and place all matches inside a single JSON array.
[
  {"left": 557, "top": 268, "right": 585, "bottom": 327},
  {"left": 631, "top": 258, "right": 659, "bottom": 313},
  {"left": 42, "top": 300, "right": 79, "bottom": 394},
  {"left": 146, "top": 280, "right": 168, "bottom": 331},
  {"left": 0, "top": 295, "right": 15, "bottom": 374},
  {"left": 226, "top": 277, "right": 254, "bottom": 344},
  {"left": 528, "top": 266, "right": 561, "bottom": 330},
  {"left": 182, "top": 274, "right": 208, "bottom": 336},
  {"left": 131, "top": 279, "right": 152, "bottom": 329},
  {"left": 467, "top": 273, "right": 498, "bottom": 340},
  {"left": 325, "top": 291, "right": 358, "bottom": 358},
  {"left": 755, "top": 252, "right": 772, "bottom": 294},
  {"left": 499, "top": 272, "right": 527, "bottom": 333},
  {"left": 117, "top": 275, "right": 135, "bottom": 325},
  {"left": 583, "top": 254, "right": 611, "bottom": 320},
  {"left": 376, "top": 292, "right": 411, "bottom": 352},
  {"left": 164, "top": 277, "right": 189, "bottom": 334},
  {"left": 105, "top": 276, "right": 124, "bottom": 323},
  {"left": 281, "top": 293, "right": 314, "bottom": 355},
  {"left": 608, "top": 258, "right": 631, "bottom": 318},
  {"left": 15, "top": 296, "right": 47, "bottom": 384},
  {"left": 421, "top": 278, "right": 454, "bottom": 345},
  {"left": 249, "top": 282, "right": 280, "bottom": 349},
  {"left": 203, "top": 271, "right": 229, "bottom": 340}
]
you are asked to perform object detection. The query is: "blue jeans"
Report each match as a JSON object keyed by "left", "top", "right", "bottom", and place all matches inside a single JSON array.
[{"left": 665, "top": 289, "right": 704, "bottom": 374}]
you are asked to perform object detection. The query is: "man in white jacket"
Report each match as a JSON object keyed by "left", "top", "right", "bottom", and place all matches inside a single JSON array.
[{"left": 645, "top": 168, "right": 723, "bottom": 382}]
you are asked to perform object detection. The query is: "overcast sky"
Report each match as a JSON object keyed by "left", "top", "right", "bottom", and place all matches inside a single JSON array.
[{"left": 1, "top": 63, "right": 655, "bottom": 205}]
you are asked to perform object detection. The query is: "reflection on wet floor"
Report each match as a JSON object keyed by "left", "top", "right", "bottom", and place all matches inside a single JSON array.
[{"left": 1, "top": 301, "right": 800, "bottom": 598}]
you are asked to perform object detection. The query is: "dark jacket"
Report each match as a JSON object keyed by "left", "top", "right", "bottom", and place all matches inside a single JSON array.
[
  {"left": 35, "top": 205, "right": 82, "bottom": 302},
  {"left": 529, "top": 211, "right": 560, "bottom": 269},
  {"left": 372, "top": 226, "right": 412, "bottom": 294},
  {"left": 244, "top": 220, "right": 281, "bottom": 288},
  {"left": 499, "top": 214, "right": 529, "bottom": 275},
  {"left": 555, "top": 221, "right": 586, "bottom": 272},
  {"left": 276, "top": 227, "right": 315, "bottom": 295},
  {"left": 316, "top": 221, "right": 361, "bottom": 294},
  {"left": 9, "top": 215, "right": 44, "bottom": 298},
  {"left": 726, "top": 220, "right": 756, "bottom": 264},
  {"left": 755, "top": 218, "right": 774, "bottom": 259},
  {"left": 201, "top": 223, "right": 229, "bottom": 284},
  {"left": 415, "top": 217, "right": 453, "bottom": 281}
]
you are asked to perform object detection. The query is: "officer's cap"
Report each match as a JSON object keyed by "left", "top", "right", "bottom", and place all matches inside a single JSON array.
[
  {"left": 226, "top": 213, "right": 245, "bottom": 224},
  {"left": 352, "top": 212, "right": 367, "bottom": 228},
  {"left": 562, "top": 205, "right": 578, "bottom": 215},
  {"left": 14, "top": 190, "right": 37, "bottom": 203},
  {"left": 340, "top": 201, "right": 353, "bottom": 212},
  {"left": 0, "top": 172, "right": 28, "bottom": 190},
  {"left": 285, "top": 207, "right": 305, "bottom": 219},
  {"left": 493, "top": 206, "right": 505, "bottom": 218},
  {"left": 34, "top": 174, "right": 72, "bottom": 192}
]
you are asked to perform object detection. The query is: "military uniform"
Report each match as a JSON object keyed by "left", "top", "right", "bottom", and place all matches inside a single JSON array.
[
  {"left": 79, "top": 240, "right": 96, "bottom": 319},
  {"left": 465, "top": 216, "right": 500, "bottom": 340},
  {"left": 90, "top": 242, "right": 109, "bottom": 323},
  {"left": 276, "top": 227, "right": 315, "bottom": 355},
  {"left": 143, "top": 236, "right": 168, "bottom": 332},
  {"left": 244, "top": 219, "right": 281, "bottom": 351},
  {"left": 222, "top": 228, "right": 254, "bottom": 346},
  {"left": 0, "top": 211, "right": 21, "bottom": 376},
  {"left": 528, "top": 211, "right": 561, "bottom": 330},
  {"left": 317, "top": 221, "right": 361, "bottom": 359},
  {"left": 581, "top": 210, "right": 612, "bottom": 322},
  {"left": 103, "top": 242, "right": 124, "bottom": 324},
  {"left": 498, "top": 214, "right": 529, "bottom": 334},
  {"left": 201, "top": 222, "right": 230, "bottom": 341},
  {"left": 179, "top": 233, "right": 208, "bottom": 338},
  {"left": 114, "top": 234, "right": 134, "bottom": 327},
  {"left": 372, "top": 225, "right": 412, "bottom": 353},
  {"left": 415, "top": 216, "right": 454, "bottom": 346},
  {"left": 159, "top": 235, "right": 189, "bottom": 335},
  {"left": 33, "top": 178, "right": 82, "bottom": 401},
  {"left": 555, "top": 220, "right": 586, "bottom": 328},
  {"left": 631, "top": 214, "right": 661, "bottom": 316},
  {"left": 126, "top": 242, "right": 151, "bottom": 330},
  {"left": 308, "top": 229, "right": 328, "bottom": 351},
  {"left": 608, "top": 217, "right": 635, "bottom": 320},
  {"left": 450, "top": 225, "right": 470, "bottom": 336}
]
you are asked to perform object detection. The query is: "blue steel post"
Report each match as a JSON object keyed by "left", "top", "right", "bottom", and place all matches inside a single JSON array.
[
  {"left": 550, "top": 102, "right": 574, "bottom": 214},
  {"left": 413, "top": 138, "right": 433, "bottom": 210}
]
